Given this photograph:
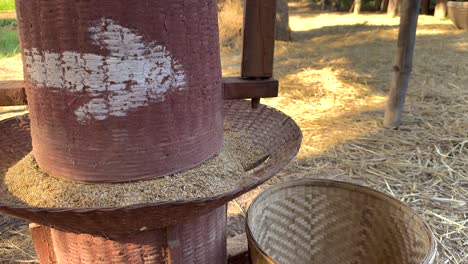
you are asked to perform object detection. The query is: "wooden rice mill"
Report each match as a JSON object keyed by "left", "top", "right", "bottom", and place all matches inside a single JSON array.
[{"left": 0, "top": 0, "right": 301, "bottom": 263}]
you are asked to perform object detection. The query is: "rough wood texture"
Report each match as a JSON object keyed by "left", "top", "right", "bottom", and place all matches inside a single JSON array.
[
  {"left": 30, "top": 224, "right": 58, "bottom": 264},
  {"left": 275, "top": 0, "right": 291, "bottom": 41},
  {"left": 16, "top": 0, "right": 224, "bottom": 182},
  {"left": 0, "top": 81, "right": 26, "bottom": 106},
  {"left": 435, "top": 0, "right": 448, "bottom": 18},
  {"left": 242, "top": 0, "right": 277, "bottom": 78},
  {"left": 387, "top": 0, "right": 400, "bottom": 17},
  {"left": 384, "top": 0, "right": 421, "bottom": 128},
  {"left": 223, "top": 77, "right": 278, "bottom": 100}
]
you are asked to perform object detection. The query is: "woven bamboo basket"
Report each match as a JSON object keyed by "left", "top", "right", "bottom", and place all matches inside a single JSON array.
[
  {"left": 447, "top": 1, "right": 468, "bottom": 30},
  {"left": 0, "top": 100, "right": 302, "bottom": 263},
  {"left": 246, "top": 179, "right": 436, "bottom": 264}
]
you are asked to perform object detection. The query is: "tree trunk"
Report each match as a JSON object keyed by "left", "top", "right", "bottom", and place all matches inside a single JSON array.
[
  {"left": 275, "top": 0, "right": 291, "bottom": 41},
  {"left": 375, "top": 0, "right": 382, "bottom": 11},
  {"left": 349, "top": 1, "right": 355, "bottom": 12},
  {"left": 387, "top": 0, "right": 400, "bottom": 17},
  {"left": 434, "top": 0, "right": 448, "bottom": 18},
  {"left": 382, "top": 0, "right": 389, "bottom": 12},
  {"left": 354, "top": 0, "right": 361, "bottom": 14},
  {"left": 321, "top": 0, "right": 327, "bottom": 11},
  {"left": 421, "top": 0, "right": 430, "bottom": 14},
  {"left": 384, "top": 0, "right": 421, "bottom": 128}
]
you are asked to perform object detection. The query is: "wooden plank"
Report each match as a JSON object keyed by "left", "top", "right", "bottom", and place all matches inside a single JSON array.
[
  {"left": 0, "top": 80, "right": 27, "bottom": 106},
  {"left": 384, "top": 0, "right": 421, "bottom": 128},
  {"left": 223, "top": 77, "right": 278, "bottom": 100},
  {"left": 241, "top": 0, "right": 276, "bottom": 78},
  {"left": 29, "top": 224, "right": 58, "bottom": 264}
]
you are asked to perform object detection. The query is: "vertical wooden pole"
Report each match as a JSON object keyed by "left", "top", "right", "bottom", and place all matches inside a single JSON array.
[
  {"left": 29, "top": 224, "right": 57, "bottom": 264},
  {"left": 387, "top": 0, "right": 401, "bottom": 17},
  {"left": 421, "top": 0, "right": 430, "bottom": 15},
  {"left": 242, "top": 0, "right": 276, "bottom": 79},
  {"left": 375, "top": 0, "right": 383, "bottom": 11},
  {"left": 384, "top": 0, "right": 421, "bottom": 128},
  {"left": 434, "top": 0, "right": 448, "bottom": 18},
  {"left": 354, "top": 0, "right": 362, "bottom": 14},
  {"left": 382, "top": 0, "right": 390, "bottom": 12},
  {"left": 241, "top": 0, "right": 277, "bottom": 108}
]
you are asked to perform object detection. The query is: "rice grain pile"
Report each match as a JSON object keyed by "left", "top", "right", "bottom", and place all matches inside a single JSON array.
[{"left": 1, "top": 128, "right": 268, "bottom": 208}]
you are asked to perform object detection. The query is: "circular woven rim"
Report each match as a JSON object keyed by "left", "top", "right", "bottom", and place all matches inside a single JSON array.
[
  {"left": 246, "top": 179, "right": 437, "bottom": 264},
  {"left": 0, "top": 100, "right": 302, "bottom": 235}
]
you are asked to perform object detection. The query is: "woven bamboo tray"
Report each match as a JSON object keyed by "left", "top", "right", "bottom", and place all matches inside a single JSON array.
[
  {"left": 246, "top": 179, "right": 436, "bottom": 264},
  {"left": 0, "top": 100, "right": 302, "bottom": 238}
]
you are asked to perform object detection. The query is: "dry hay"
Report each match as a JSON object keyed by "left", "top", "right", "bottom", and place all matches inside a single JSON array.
[
  {"left": 225, "top": 5, "right": 467, "bottom": 263},
  {"left": 0, "top": 128, "right": 267, "bottom": 208},
  {"left": 0, "top": 106, "right": 27, "bottom": 120},
  {"left": 0, "top": 54, "right": 22, "bottom": 81},
  {"left": 218, "top": 0, "right": 243, "bottom": 49},
  {"left": 0, "top": 215, "right": 36, "bottom": 264}
]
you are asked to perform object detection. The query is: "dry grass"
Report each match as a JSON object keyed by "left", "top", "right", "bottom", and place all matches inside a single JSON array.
[
  {"left": 218, "top": 0, "right": 243, "bottom": 49},
  {"left": 1, "top": 2, "right": 467, "bottom": 263},
  {"left": 226, "top": 4, "right": 467, "bottom": 263},
  {"left": 0, "top": 215, "right": 36, "bottom": 264}
]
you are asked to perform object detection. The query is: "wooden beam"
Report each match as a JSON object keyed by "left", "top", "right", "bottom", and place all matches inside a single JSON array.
[
  {"left": 222, "top": 77, "right": 278, "bottom": 100},
  {"left": 384, "top": 0, "right": 421, "bottom": 128},
  {"left": 29, "top": 224, "right": 58, "bottom": 264},
  {"left": 241, "top": 0, "right": 276, "bottom": 79},
  {"left": 0, "top": 80, "right": 27, "bottom": 106}
]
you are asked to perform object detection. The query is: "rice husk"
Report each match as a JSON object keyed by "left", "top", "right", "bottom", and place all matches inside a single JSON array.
[{"left": 0, "top": 128, "right": 268, "bottom": 208}]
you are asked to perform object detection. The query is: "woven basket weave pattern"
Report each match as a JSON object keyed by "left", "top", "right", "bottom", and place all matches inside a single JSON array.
[
  {"left": 247, "top": 180, "right": 436, "bottom": 264},
  {"left": 38, "top": 205, "right": 227, "bottom": 264},
  {"left": 0, "top": 101, "right": 302, "bottom": 237}
]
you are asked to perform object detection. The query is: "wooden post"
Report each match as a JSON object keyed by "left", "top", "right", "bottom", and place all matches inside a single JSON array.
[
  {"left": 375, "top": 0, "right": 383, "bottom": 11},
  {"left": 387, "top": 0, "right": 400, "bottom": 17},
  {"left": 435, "top": 0, "right": 448, "bottom": 18},
  {"left": 384, "top": 0, "right": 421, "bottom": 128},
  {"left": 29, "top": 224, "right": 57, "bottom": 264},
  {"left": 242, "top": 0, "right": 276, "bottom": 79},
  {"left": 241, "top": 0, "right": 277, "bottom": 107},
  {"left": 354, "top": 0, "right": 362, "bottom": 14},
  {"left": 422, "top": 0, "right": 430, "bottom": 15}
]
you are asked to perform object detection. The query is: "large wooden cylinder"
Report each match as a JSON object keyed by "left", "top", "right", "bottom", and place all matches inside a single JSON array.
[
  {"left": 31, "top": 205, "right": 227, "bottom": 264},
  {"left": 16, "top": 0, "right": 223, "bottom": 182}
]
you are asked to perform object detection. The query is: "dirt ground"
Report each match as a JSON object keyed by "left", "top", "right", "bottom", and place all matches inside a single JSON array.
[{"left": 1, "top": 3, "right": 467, "bottom": 263}]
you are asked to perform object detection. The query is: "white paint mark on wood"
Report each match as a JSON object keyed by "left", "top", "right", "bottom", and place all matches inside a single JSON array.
[{"left": 23, "top": 18, "right": 187, "bottom": 123}]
